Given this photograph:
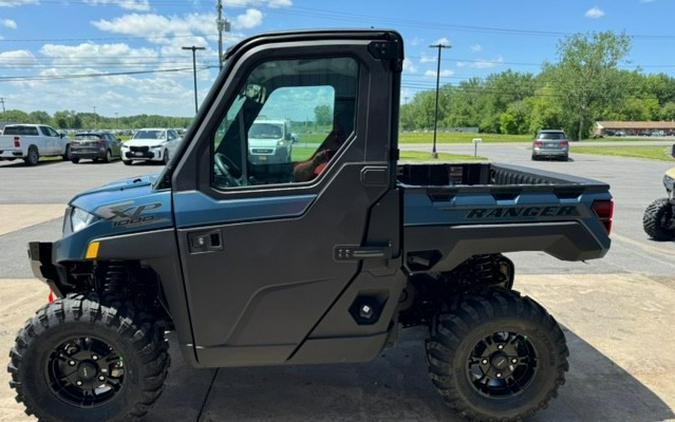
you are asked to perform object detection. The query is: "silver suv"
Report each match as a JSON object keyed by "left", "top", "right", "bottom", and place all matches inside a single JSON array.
[{"left": 532, "top": 130, "right": 569, "bottom": 161}]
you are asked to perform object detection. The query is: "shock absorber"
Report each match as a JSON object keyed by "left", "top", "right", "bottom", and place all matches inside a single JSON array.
[{"left": 101, "top": 262, "right": 128, "bottom": 303}]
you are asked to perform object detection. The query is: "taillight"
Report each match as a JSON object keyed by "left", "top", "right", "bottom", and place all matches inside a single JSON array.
[
  {"left": 534, "top": 141, "right": 544, "bottom": 148},
  {"left": 48, "top": 289, "right": 55, "bottom": 304},
  {"left": 592, "top": 200, "right": 614, "bottom": 234},
  {"left": 560, "top": 140, "right": 569, "bottom": 148},
  {"left": 13, "top": 136, "right": 20, "bottom": 148}
]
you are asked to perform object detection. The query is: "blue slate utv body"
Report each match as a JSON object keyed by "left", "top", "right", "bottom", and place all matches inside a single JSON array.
[{"left": 12, "top": 30, "right": 612, "bottom": 422}]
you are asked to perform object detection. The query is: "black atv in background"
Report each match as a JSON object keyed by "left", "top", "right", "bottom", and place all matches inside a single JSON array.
[{"left": 643, "top": 147, "right": 675, "bottom": 240}]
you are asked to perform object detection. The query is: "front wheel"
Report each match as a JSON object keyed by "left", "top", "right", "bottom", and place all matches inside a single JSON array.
[
  {"left": 426, "top": 288, "right": 568, "bottom": 421},
  {"left": 103, "top": 149, "right": 112, "bottom": 163},
  {"left": 8, "top": 294, "right": 170, "bottom": 421},
  {"left": 122, "top": 159, "right": 132, "bottom": 166},
  {"left": 643, "top": 198, "right": 675, "bottom": 241},
  {"left": 162, "top": 150, "right": 170, "bottom": 165},
  {"left": 62, "top": 144, "right": 71, "bottom": 161}
]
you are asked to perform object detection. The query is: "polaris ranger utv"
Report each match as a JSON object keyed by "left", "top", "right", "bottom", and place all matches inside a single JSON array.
[
  {"left": 10, "top": 30, "right": 613, "bottom": 422},
  {"left": 643, "top": 165, "right": 675, "bottom": 241}
]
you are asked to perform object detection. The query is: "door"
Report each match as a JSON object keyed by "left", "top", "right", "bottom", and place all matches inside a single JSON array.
[
  {"left": 171, "top": 31, "right": 403, "bottom": 366},
  {"left": 39, "top": 126, "right": 57, "bottom": 154}
]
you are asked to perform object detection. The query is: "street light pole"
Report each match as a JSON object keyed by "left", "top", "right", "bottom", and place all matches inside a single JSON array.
[
  {"left": 429, "top": 42, "right": 451, "bottom": 159},
  {"left": 182, "top": 46, "right": 206, "bottom": 114},
  {"left": 216, "top": 0, "right": 230, "bottom": 71}
]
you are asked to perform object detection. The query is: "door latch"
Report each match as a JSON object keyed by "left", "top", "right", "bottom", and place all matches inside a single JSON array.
[{"left": 188, "top": 230, "right": 222, "bottom": 253}]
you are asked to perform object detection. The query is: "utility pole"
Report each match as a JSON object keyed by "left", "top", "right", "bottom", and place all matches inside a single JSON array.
[
  {"left": 216, "top": 0, "right": 230, "bottom": 71},
  {"left": 429, "top": 42, "right": 451, "bottom": 159},
  {"left": 93, "top": 105, "right": 97, "bottom": 129},
  {"left": 0, "top": 97, "right": 5, "bottom": 114},
  {"left": 182, "top": 46, "right": 206, "bottom": 114}
]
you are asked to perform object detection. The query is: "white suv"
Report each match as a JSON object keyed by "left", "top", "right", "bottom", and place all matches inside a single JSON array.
[{"left": 122, "top": 128, "right": 180, "bottom": 165}]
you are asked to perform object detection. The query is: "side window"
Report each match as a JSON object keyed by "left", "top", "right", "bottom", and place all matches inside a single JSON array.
[
  {"left": 212, "top": 57, "right": 358, "bottom": 189},
  {"left": 39, "top": 126, "right": 52, "bottom": 137}
]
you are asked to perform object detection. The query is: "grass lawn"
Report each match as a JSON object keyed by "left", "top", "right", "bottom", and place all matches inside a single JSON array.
[
  {"left": 399, "top": 150, "right": 486, "bottom": 161},
  {"left": 400, "top": 132, "right": 531, "bottom": 144},
  {"left": 572, "top": 145, "right": 674, "bottom": 161}
]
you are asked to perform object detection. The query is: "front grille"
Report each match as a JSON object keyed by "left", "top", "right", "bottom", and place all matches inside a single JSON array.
[{"left": 130, "top": 146, "right": 149, "bottom": 153}]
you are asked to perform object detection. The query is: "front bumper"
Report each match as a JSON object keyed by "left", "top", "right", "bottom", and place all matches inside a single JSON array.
[
  {"left": 123, "top": 149, "right": 163, "bottom": 161},
  {"left": 28, "top": 242, "right": 57, "bottom": 283}
]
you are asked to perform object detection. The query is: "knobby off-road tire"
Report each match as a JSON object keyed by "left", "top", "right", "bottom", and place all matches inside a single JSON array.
[
  {"left": 643, "top": 198, "right": 675, "bottom": 241},
  {"left": 426, "top": 288, "right": 569, "bottom": 421},
  {"left": 7, "top": 293, "right": 170, "bottom": 422}
]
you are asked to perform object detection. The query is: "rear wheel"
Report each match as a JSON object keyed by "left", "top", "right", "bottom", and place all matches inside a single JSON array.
[
  {"left": 426, "top": 288, "right": 568, "bottom": 421},
  {"left": 24, "top": 146, "right": 39, "bottom": 166},
  {"left": 7, "top": 294, "right": 170, "bottom": 421},
  {"left": 643, "top": 198, "right": 675, "bottom": 241}
]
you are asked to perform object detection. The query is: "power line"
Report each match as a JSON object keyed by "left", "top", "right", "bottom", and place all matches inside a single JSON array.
[{"left": 0, "top": 65, "right": 215, "bottom": 82}]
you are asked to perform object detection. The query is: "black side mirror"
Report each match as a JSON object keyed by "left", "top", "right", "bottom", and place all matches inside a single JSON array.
[{"left": 59, "top": 133, "right": 65, "bottom": 138}]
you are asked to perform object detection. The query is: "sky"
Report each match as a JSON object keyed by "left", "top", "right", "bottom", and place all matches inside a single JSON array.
[{"left": 0, "top": 0, "right": 674, "bottom": 117}]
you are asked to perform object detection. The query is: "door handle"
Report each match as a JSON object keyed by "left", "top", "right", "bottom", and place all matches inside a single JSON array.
[
  {"left": 334, "top": 245, "right": 391, "bottom": 261},
  {"left": 188, "top": 230, "right": 222, "bottom": 253}
]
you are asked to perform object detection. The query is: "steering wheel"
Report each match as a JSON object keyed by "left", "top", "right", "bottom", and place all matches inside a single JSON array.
[{"left": 214, "top": 152, "right": 242, "bottom": 187}]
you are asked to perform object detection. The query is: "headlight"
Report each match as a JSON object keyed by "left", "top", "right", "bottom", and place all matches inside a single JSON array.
[
  {"left": 277, "top": 140, "right": 286, "bottom": 147},
  {"left": 150, "top": 144, "right": 163, "bottom": 149},
  {"left": 70, "top": 207, "right": 97, "bottom": 233}
]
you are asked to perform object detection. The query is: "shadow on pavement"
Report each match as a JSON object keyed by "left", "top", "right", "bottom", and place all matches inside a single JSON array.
[
  {"left": 150, "top": 327, "right": 673, "bottom": 422},
  {"left": 0, "top": 159, "right": 65, "bottom": 168}
]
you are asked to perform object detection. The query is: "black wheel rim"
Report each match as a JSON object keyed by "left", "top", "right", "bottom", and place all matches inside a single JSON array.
[
  {"left": 660, "top": 206, "right": 675, "bottom": 231},
  {"left": 466, "top": 331, "right": 537, "bottom": 398},
  {"left": 46, "top": 336, "right": 125, "bottom": 408}
]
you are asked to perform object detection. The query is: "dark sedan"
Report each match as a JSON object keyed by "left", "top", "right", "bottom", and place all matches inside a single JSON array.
[{"left": 70, "top": 132, "right": 122, "bottom": 163}]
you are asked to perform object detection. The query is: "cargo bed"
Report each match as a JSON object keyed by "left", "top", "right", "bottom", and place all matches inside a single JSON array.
[{"left": 398, "top": 163, "right": 613, "bottom": 274}]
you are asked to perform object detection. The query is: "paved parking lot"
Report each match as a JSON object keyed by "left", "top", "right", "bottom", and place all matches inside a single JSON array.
[{"left": 0, "top": 150, "right": 674, "bottom": 421}]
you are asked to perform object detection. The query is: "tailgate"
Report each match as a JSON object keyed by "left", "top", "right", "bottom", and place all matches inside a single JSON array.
[{"left": 0, "top": 135, "right": 16, "bottom": 149}]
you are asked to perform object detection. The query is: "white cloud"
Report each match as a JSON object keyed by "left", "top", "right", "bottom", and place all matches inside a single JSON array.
[
  {"left": 234, "top": 8, "right": 263, "bottom": 29},
  {"left": 402, "top": 59, "right": 417, "bottom": 74},
  {"left": 1, "top": 18, "right": 16, "bottom": 28},
  {"left": 585, "top": 6, "right": 605, "bottom": 18},
  {"left": 419, "top": 54, "right": 435, "bottom": 64},
  {"left": 425, "top": 69, "right": 454, "bottom": 78},
  {"left": 222, "top": 0, "right": 291, "bottom": 7},
  {"left": 457, "top": 56, "right": 504, "bottom": 69},
  {"left": 432, "top": 37, "right": 451, "bottom": 46},
  {"left": 470, "top": 44, "right": 482, "bottom": 53},
  {"left": 0, "top": 49, "right": 36, "bottom": 66},
  {"left": 92, "top": 11, "right": 262, "bottom": 45},
  {"left": 83, "top": 0, "right": 150, "bottom": 11},
  {"left": 40, "top": 42, "right": 159, "bottom": 66},
  {"left": 0, "top": 0, "right": 38, "bottom": 6}
]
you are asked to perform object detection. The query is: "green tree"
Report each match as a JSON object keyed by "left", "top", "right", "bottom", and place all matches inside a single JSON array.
[
  {"left": 313, "top": 105, "right": 333, "bottom": 126},
  {"left": 28, "top": 111, "right": 52, "bottom": 125},
  {"left": 661, "top": 102, "right": 675, "bottom": 121},
  {"left": 550, "top": 31, "right": 631, "bottom": 140}
]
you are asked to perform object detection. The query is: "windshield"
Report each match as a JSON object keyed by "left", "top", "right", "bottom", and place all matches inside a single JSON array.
[
  {"left": 3, "top": 126, "right": 39, "bottom": 136},
  {"left": 249, "top": 123, "right": 283, "bottom": 139},
  {"left": 538, "top": 132, "right": 565, "bottom": 140},
  {"left": 134, "top": 130, "right": 165, "bottom": 140}
]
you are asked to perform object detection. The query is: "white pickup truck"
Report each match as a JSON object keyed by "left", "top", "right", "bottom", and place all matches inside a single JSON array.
[{"left": 0, "top": 124, "right": 71, "bottom": 166}]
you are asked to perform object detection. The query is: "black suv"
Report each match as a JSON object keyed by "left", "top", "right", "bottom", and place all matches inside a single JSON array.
[{"left": 70, "top": 132, "right": 123, "bottom": 163}]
